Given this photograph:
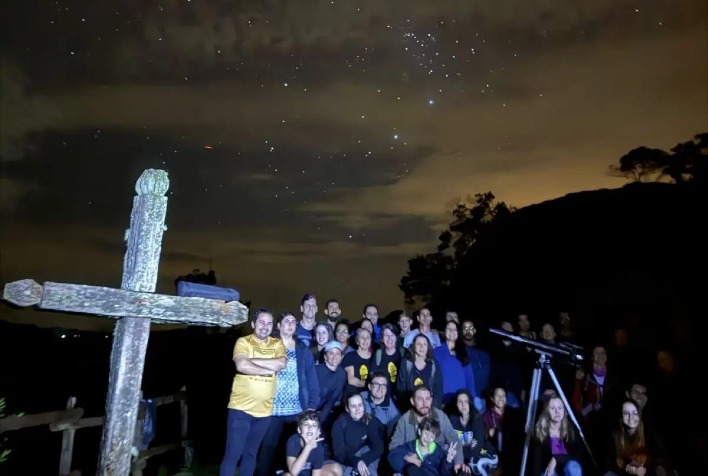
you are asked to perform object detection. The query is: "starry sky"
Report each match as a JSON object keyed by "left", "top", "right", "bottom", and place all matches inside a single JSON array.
[{"left": 1, "top": 1, "right": 706, "bottom": 331}]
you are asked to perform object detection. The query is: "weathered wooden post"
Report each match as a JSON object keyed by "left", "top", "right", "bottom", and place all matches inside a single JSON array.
[
  {"left": 99, "top": 169, "right": 168, "bottom": 475},
  {"left": 2, "top": 169, "right": 249, "bottom": 476},
  {"left": 59, "top": 396, "right": 78, "bottom": 476}
]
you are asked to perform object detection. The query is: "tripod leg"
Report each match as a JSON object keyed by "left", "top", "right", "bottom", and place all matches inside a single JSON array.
[
  {"left": 546, "top": 366, "right": 598, "bottom": 470},
  {"left": 519, "top": 366, "right": 542, "bottom": 476}
]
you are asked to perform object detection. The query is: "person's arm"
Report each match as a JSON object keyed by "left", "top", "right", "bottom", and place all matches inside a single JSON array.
[
  {"left": 316, "top": 370, "right": 341, "bottom": 422},
  {"left": 386, "top": 404, "right": 401, "bottom": 437},
  {"left": 286, "top": 445, "right": 313, "bottom": 476},
  {"left": 331, "top": 416, "right": 356, "bottom": 467},
  {"left": 234, "top": 353, "right": 287, "bottom": 375},
  {"left": 301, "top": 345, "right": 322, "bottom": 410},
  {"left": 396, "top": 360, "right": 410, "bottom": 402},
  {"left": 345, "top": 365, "right": 366, "bottom": 388},
  {"left": 431, "top": 361, "right": 444, "bottom": 409},
  {"left": 361, "top": 420, "right": 385, "bottom": 464},
  {"left": 231, "top": 337, "right": 287, "bottom": 375},
  {"left": 387, "top": 442, "right": 412, "bottom": 474},
  {"left": 389, "top": 415, "right": 407, "bottom": 450},
  {"left": 439, "top": 411, "right": 464, "bottom": 464}
]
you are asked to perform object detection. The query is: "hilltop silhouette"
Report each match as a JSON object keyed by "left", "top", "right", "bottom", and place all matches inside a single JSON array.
[{"left": 401, "top": 181, "right": 706, "bottom": 340}]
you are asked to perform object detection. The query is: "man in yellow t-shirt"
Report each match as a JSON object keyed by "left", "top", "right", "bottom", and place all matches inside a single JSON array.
[{"left": 220, "top": 308, "right": 287, "bottom": 476}]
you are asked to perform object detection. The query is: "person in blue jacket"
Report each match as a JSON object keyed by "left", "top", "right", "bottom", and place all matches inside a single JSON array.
[
  {"left": 388, "top": 417, "right": 458, "bottom": 476},
  {"left": 256, "top": 312, "right": 321, "bottom": 476}
]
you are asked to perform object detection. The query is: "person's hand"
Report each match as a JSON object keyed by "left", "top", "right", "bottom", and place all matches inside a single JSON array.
[
  {"left": 544, "top": 457, "right": 557, "bottom": 476},
  {"left": 446, "top": 441, "right": 458, "bottom": 463},
  {"left": 470, "top": 438, "right": 478, "bottom": 448},
  {"left": 404, "top": 453, "right": 422, "bottom": 467},
  {"left": 575, "top": 368, "right": 585, "bottom": 380},
  {"left": 301, "top": 432, "right": 323, "bottom": 451},
  {"left": 356, "top": 460, "right": 370, "bottom": 476},
  {"left": 454, "top": 463, "right": 471, "bottom": 474}
]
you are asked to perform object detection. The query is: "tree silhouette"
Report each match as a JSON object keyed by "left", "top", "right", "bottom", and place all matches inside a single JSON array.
[
  {"left": 399, "top": 192, "right": 513, "bottom": 305},
  {"left": 610, "top": 132, "right": 707, "bottom": 184},
  {"left": 609, "top": 146, "right": 669, "bottom": 182}
]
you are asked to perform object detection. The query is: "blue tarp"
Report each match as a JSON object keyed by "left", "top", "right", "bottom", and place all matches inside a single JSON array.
[{"left": 176, "top": 281, "right": 240, "bottom": 302}]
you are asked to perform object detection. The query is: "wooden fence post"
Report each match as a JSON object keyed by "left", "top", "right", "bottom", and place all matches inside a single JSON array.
[{"left": 59, "top": 396, "right": 78, "bottom": 476}]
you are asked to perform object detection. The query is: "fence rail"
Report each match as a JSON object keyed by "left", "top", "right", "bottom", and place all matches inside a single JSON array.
[{"left": 0, "top": 386, "right": 189, "bottom": 476}]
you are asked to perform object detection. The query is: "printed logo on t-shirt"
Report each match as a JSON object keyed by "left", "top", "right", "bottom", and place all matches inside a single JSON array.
[
  {"left": 413, "top": 377, "right": 423, "bottom": 386},
  {"left": 388, "top": 361, "right": 398, "bottom": 383},
  {"left": 359, "top": 364, "right": 369, "bottom": 382}
]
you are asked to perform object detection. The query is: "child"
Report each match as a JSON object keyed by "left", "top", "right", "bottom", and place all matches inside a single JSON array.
[
  {"left": 285, "top": 410, "right": 340, "bottom": 476},
  {"left": 388, "top": 417, "right": 458, "bottom": 476}
]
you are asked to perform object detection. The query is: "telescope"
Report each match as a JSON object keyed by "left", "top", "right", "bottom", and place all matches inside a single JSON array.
[
  {"left": 489, "top": 327, "right": 596, "bottom": 474},
  {"left": 488, "top": 328, "right": 584, "bottom": 366}
]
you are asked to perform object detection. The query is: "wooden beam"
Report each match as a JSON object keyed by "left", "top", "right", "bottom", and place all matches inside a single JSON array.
[
  {"left": 0, "top": 408, "right": 83, "bottom": 433},
  {"left": 50, "top": 416, "right": 104, "bottom": 432},
  {"left": 150, "top": 390, "right": 186, "bottom": 406},
  {"left": 3, "top": 280, "right": 248, "bottom": 327}
]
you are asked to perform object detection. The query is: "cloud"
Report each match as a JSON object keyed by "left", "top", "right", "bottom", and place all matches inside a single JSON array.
[
  {"left": 1, "top": 224, "right": 424, "bottom": 329},
  {"left": 298, "top": 26, "right": 708, "bottom": 227},
  {"left": 135, "top": 1, "right": 705, "bottom": 63},
  {"left": 0, "top": 65, "right": 61, "bottom": 159}
]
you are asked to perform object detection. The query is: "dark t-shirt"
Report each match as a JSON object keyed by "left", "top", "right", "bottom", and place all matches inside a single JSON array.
[
  {"left": 286, "top": 433, "right": 324, "bottom": 476},
  {"left": 342, "top": 351, "right": 372, "bottom": 396},
  {"left": 373, "top": 349, "right": 402, "bottom": 385}
]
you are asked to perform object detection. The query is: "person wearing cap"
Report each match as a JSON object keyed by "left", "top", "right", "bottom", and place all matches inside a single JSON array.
[{"left": 315, "top": 340, "right": 347, "bottom": 438}]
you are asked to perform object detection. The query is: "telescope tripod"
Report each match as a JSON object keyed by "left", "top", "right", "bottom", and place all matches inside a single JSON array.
[{"left": 518, "top": 352, "right": 596, "bottom": 475}]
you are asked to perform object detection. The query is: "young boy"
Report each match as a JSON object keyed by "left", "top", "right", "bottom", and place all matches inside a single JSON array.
[
  {"left": 388, "top": 417, "right": 458, "bottom": 476},
  {"left": 285, "top": 410, "right": 341, "bottom": 476}
]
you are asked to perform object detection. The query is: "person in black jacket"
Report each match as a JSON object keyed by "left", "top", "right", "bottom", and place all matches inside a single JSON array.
[
  {"left": 331, "top": 392, "right": 385, "bottom": 476},
  {"left": 532, "top": 392, "right": 583, "bottom": 476}
]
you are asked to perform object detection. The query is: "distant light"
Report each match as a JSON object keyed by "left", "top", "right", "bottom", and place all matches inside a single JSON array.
[
  {"left": 61, "top": 334, "right": 66, "bottom": 338},
  {"left": 204, "top": 145, "right": 213, "bottom": 150}
]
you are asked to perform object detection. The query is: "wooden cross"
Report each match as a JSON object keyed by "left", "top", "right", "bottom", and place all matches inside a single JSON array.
[{"left": 2, "top": 169, "right": 249, "bottom": 476}]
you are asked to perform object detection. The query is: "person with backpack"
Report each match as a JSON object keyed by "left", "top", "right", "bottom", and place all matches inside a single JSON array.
[
  {"left": 397, "top": 334, "right": 443, "bottom": 413},
  {"left": 371, "top": 323, "right": 405, "bottom": 390}
]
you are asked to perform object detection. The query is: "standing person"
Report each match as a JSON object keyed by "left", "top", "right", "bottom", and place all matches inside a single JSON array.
[
  {"left": 220, "top": 309, "right": 287, "bottom": 476},
  {"left": 297, "top": 293, "right": 319, "bottom": 346},
  {"left": 256, "top": 312, "right": 321, "bottom": 476}
]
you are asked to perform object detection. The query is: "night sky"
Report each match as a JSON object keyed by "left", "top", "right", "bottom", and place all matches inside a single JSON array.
[{"left": 1, "top": 1, "right": 706, "bottom": 331}]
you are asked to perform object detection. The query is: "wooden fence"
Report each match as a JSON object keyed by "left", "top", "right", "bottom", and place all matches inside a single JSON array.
[{"left": 0, "top": 386, "right": 190, "bottom": 476}]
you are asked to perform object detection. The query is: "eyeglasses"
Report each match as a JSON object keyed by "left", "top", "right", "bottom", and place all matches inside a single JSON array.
[
  {"left": 370, "top": 382, "right": 387, "bottom": 389},
  {"left": 336, "top": 329, "right": 349, "bottom": 334}
]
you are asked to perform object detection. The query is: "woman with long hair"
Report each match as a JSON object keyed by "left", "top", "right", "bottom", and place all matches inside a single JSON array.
[
  {"left": 604, "top": 399, "right": 672, "bottom": 476},
  {"left": 396, "top": 334, "right": 443, "bottom": 411},
  {"left": 446, "top": 389, "right": 497, "bottom": 472},
  {"left": 433, "top": 320, "right": 479, "bottom": 407},
  {"left": 532, "top": 393, "right": 583, "bottom": 476},
  {"left": 311, "top": 322, "right": 334, "bottom": 364}
]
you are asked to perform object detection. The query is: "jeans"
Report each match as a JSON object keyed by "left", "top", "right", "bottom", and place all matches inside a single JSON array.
[
  {"left": 255, "top": 413, "right": 299, "bottom": 476},
  {"left": 220, "top": 408, "right": 271, "bottom": 476},
  {"left": 543, "top": 459, "right": 583, "bottom": 476}
]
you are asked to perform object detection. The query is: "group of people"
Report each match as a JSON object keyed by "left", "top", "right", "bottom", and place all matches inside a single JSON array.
[{"left": 218, "top": 296, "right": 674, "bottom": 476}]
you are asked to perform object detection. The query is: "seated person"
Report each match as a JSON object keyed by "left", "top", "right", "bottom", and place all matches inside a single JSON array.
[
  {"left": 285, "top": 410, "right": 341, "bottom": 476},
  {"left": 388, "top": 417, "right": 457, "bottom": 476},
  {"left": 331, "top": 392, "right": 385, "bottom": 476}
]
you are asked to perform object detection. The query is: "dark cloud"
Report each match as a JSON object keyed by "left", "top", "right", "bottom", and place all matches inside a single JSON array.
[{"left": 0, "top": 1, "right": 705, "bottom": 329}]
